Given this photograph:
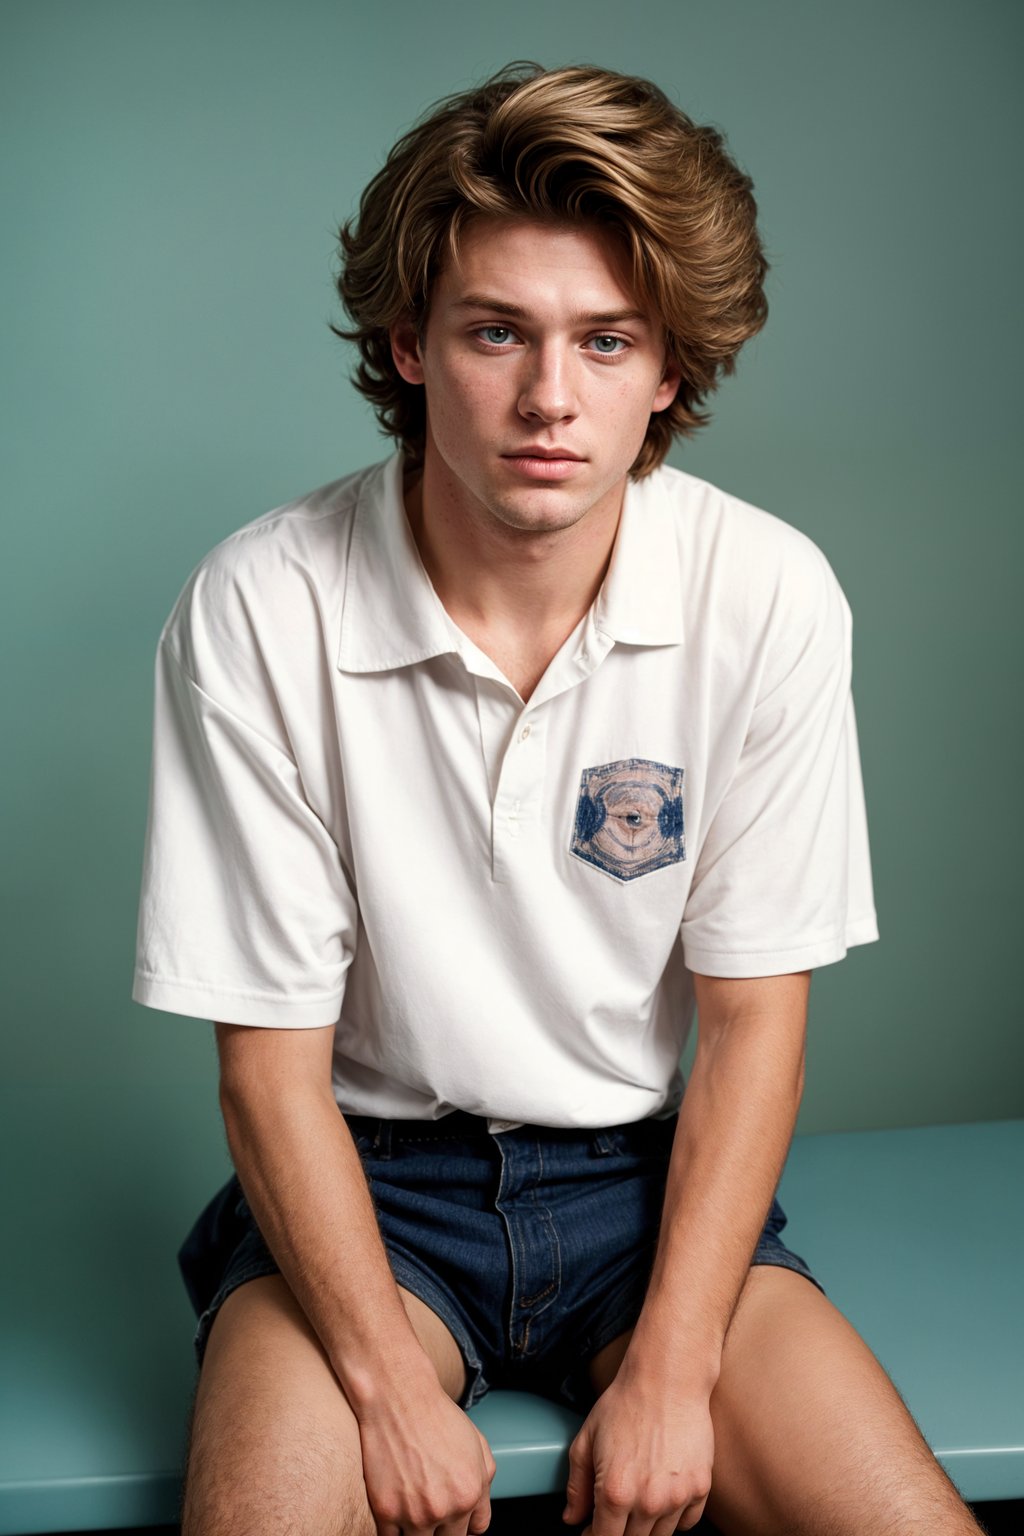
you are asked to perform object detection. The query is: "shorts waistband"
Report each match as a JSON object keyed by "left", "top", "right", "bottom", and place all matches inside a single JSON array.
[{"left": 341, "top": 1109, "right": 679, "bottom": 1161}]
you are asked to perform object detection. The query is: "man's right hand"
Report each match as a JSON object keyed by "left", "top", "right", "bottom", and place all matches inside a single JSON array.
[
  {"left": 214, "top": 1027, "right": 495, "bottom": 1530},
  {"left": 356, "top": 1370, "right": 496, "bottom": 1535}
]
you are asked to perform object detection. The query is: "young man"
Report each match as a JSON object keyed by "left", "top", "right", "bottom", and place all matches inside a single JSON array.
[{"left": 133, "top": 64, "right": 981, "bottom": 1536}]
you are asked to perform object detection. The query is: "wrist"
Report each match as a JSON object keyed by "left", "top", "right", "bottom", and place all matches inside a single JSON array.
[
  {"left": 620, "top": 1316, "right": 722, "bottom": 1398},
  {"left": 338, "top": 1340, "right": 443, "bottom": 1419}
]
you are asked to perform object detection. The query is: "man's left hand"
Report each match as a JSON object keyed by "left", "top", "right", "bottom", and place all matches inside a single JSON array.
[{"left": 561, "top": 1373, "right": 714, "bottom": 1535}]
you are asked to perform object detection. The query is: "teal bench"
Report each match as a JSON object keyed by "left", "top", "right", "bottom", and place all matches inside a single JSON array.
[{"left": 1, "top": 1120, "right": 1020, "bottom": 1533}]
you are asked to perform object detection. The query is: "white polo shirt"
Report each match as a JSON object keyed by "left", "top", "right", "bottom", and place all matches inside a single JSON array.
[{"left": 132, "top": 453, "right": 878, "bottom": 1132}]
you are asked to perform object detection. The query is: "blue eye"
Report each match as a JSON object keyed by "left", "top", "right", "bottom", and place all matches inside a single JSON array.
[
  {"left": 480, "top": 326, "right": 515, "bottom": 345},
  {"left": 590, "top": 335, "right": 625, "bottom": 354}
]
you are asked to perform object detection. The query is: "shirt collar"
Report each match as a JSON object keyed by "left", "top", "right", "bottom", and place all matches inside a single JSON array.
[
  {"left": 338, "top": 453, "right": 683, "bottom": 675},
  {"left": 593, "top": 468, "right": 684, "bottom": 647},
  {"left": 338, "top": 455, "right": 456, "bottom": 673}
]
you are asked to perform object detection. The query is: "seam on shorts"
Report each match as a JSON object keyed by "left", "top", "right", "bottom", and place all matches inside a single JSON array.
[
  {"left": 519, "top": 1136, "right": 563, "bottom": 1316},
  {"left": 751, "top": 1245, "right": 827, "bottom": 1296},
  {"left": 386, "top": 1253, "right": 490, "bottom": 1412},
  {"left": 192, "top": 1256, "right": 283, "bottom": 1367},
  {"left": 577, "top": 1271, "right": 647, "bottom": 1365},
  {"left": 552, "top": 1271, "right": 647, "bottom": 1412}
]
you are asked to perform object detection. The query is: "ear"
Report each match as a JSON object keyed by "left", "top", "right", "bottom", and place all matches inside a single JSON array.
[
  {"left": 651, "top": 353, "right": 683, "bottom": 414},
  {"left": 390, "top": 318, "right": 425, "bottom": 386}
]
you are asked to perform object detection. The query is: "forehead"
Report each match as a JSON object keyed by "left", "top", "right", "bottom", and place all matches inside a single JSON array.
[{"left": 433, "top": 215, "right": 643, "bottom": 315}]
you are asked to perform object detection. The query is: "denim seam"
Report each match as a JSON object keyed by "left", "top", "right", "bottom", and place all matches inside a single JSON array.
[
  {"left": 192, "top": 1256, "right": 283, "bottom": 1363},
  {"left": 386, "top": 1254, "right": 488, "bottom": 1409},
  {"left": 554, "top": 1273, "right": 647, "bottom": 1410},
  {"left": 525, "top": 1137, "right": 562, "bottom": 1319},
  {"left": 750, "top": 1248, "right": 827, "bottom": 1296}
]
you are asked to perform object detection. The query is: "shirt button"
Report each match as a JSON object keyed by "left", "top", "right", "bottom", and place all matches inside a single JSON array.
[{"left": 519, "top": 724, "right": 531, "bottom": 742}]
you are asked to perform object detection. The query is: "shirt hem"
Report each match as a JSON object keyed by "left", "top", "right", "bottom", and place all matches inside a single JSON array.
[
  {"left": 131, "top": 972, "right": 342, "bottom": 1027},
  {"left": 683, "top": 913, "right": 879, "bottom": 978}
]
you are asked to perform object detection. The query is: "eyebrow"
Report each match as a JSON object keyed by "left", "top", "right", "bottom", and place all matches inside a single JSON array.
[{"left": 451, "top": 294, "right": 651, "bottom": 327}]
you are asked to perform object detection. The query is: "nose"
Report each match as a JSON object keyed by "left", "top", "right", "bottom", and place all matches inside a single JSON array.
[{"left": 517, "top": 342, "right": 579, "bottom": 424}]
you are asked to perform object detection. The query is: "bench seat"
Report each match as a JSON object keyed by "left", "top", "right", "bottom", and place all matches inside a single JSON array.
[{"left": 1, "top": 1120, "right": 1020, "bottom": 1533}]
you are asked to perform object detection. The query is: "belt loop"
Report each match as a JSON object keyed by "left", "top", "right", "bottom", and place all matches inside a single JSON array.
[
  {"left": 592, "top": 1128, "right": 619, "bottom": 1155},
  {"left": 375, "top": 1118, "right": 393, "bottom": 1161}
]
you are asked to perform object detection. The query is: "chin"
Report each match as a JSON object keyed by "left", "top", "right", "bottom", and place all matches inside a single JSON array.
[{"left": 488, "top": 494, "right": 592, "bottom": 534}]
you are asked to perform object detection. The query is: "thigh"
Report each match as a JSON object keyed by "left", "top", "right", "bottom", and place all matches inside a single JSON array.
[
  {"left": 589, "top": 1266, "right": 978, "bottom": 1535},
  {"left": 181, "top": 1163, "right": 475, "bottom": 1404},
  {"left": 183, "top": 1273, "right": 467, "bottom": 1536},
  {"left": 702, "top": 1266, "right": 978, "bottom": 1534}
]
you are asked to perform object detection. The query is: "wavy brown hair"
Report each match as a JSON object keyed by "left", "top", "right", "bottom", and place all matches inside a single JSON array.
[{"left": 332, "top": 62, "right": 769, "bottom": 478}]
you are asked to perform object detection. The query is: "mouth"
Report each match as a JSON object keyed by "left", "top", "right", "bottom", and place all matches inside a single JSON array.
[{"left": 500, "top": 448, "right": 586, "bottom": 481}]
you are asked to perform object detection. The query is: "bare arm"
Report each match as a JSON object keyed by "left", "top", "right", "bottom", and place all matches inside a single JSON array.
[
  {"left": 562, "top": 970, "right": 809, "bottom": 1533},
  {"left": 215, "top": 1022, "right": 495, "bottom": 1534},
  {"left": 215, "top": 1021, "right": 434, "bottom": 1406},
  {"left": 624, "top": 969, "right": 809, "bottom": 1385}
]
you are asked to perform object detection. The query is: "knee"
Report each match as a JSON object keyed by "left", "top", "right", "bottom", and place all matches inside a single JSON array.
[{"left": 181, "top": 1405, "right": 374, "bottom": 1536}]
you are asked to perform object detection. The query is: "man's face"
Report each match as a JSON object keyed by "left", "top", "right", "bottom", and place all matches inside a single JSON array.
[{"left": 390, "top": 216, "right": 681, "bottom": 539}]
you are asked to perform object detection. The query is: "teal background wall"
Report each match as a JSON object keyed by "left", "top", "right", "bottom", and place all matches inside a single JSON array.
[{"left": 3, "top": 0, "right": 1021, "bottom": 1309}]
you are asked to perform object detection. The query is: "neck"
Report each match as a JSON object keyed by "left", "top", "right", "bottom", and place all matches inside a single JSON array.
[{"left": 403, "top": 456, "right": 623, "bottom": 646}]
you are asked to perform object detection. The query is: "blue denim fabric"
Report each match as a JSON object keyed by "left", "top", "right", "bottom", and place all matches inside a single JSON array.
[{"left": 178, "top": 1109, "right": 823, "bottom": 1413}]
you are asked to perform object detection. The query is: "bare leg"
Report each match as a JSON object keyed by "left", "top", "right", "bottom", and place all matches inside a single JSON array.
[
  {"left": 587, "top": 1266, "right": 982, "bottom": 1535},
  {"left": 181, "top": 1275, "right": 467, "bottom": 1535}
]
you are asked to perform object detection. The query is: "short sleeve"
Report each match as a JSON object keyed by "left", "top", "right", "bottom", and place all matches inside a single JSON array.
[
  {"left": 132, "top": 638, "right": 357, "bottom": 1026},
  {"left": 680, "top": 552, "right": 879, "bottom": 977}
]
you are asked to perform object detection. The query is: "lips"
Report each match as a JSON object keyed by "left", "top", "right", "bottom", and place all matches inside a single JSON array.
[{"left": 501, "top": 450, "right": 587, "bottom": 481}]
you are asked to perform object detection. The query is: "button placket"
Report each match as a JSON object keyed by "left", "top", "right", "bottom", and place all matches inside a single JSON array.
[{"left": 490, "top": 709, "right": 546, "bottom": 882}]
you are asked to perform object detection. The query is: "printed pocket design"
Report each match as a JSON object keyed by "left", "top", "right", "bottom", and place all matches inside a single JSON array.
[{"left": 571, "top": 757, "right": 685, "bottom": 881}]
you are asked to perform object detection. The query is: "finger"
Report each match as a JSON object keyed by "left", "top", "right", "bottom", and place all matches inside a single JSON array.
[
  {"left": 435, "top": 1513, "right": 479, "bottom": 1536},
  {"left": 621, "top": 1516, "right": 662, "bottom": 1536},
  {"left": 565, "top": 1495, "right": 595, "bottom": 1528},
  {"left": 624, "top": 1511, "right": 679, "bottom": 1536},
  {"left": 563, "top": 1434, "right": 595, "bottom": 1524},
  {"left": 432, "top": 1484, "right": 492, "bottom": 1536},
  {"left": 650, "top": 1509, "right": 689, "bottom": 1536},
  {"left": 475, "top": 1427, "right": 497, "bottom": 1482},
  {"left": 566, "top": 1497, "right": 595, "bottom": 1529},
  {"left": 672, "top": 1492, "right": 710, "bottom": 1532},
  {"left": 467, "top": 1492, "right": 493, "bottom": 1533},
  {"left": 620, "top": 1512, "right": 692, "bottom": 1536},
  {"left": 589, "top": 1495, "right": 629, "bottom": 1536}
]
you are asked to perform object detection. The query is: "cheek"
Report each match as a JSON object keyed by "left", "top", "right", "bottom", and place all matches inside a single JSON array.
[
  {"left": 602, "top": 378, "right": 659, "bottom": 448},
  {"left": 430, "top": 361, "right": 508, "bottom": 437}
]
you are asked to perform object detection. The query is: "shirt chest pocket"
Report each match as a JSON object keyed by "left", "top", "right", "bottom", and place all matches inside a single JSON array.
[{"left": 570, "top": 757, "right": 686, "bottom": 882}]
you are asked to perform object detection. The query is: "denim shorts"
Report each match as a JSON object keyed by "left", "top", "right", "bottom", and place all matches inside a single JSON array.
[{"left": 178, "top": 1108, "right": 823, "bottom": 1413}]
